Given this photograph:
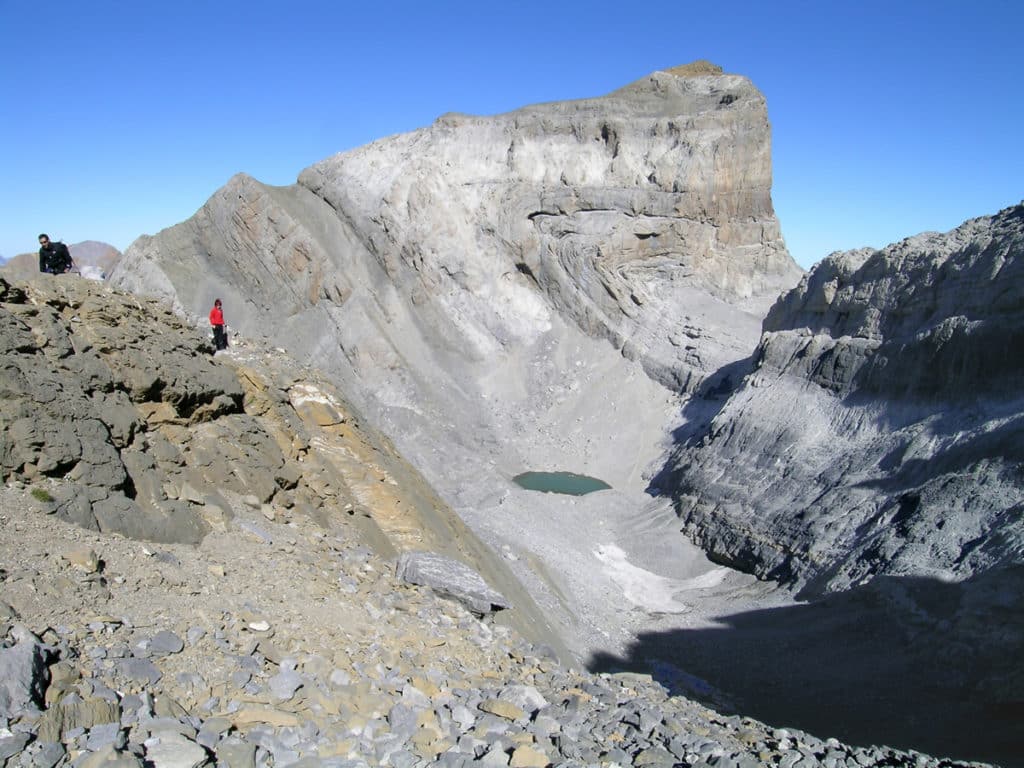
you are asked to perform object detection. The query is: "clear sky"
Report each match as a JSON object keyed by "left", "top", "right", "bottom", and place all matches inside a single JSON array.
[{"left": 2, "top": 0, "right": 1021, "bottom": 268}]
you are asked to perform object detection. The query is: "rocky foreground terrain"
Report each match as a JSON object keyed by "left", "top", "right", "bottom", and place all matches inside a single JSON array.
[{"left": 0, "top": 275, "right": 993, "bottom": 768}]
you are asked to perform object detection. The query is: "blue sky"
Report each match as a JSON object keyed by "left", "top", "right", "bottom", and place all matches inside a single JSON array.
[{"left": 1, "top": 0, "right": 1020, "bottom": 268}]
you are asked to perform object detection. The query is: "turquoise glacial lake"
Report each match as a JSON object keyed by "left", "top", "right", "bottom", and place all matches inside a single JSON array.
[{"left": 512, "top": 471, "right": 612, "bottom": 496}]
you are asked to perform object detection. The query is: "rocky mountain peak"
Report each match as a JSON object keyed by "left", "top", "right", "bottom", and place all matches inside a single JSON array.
[
  {"left": 113, "top": 68, "right": 802, "bottom": 397},
  {"left": 662, "top": 60, "right": 726, "bottom": 77}
]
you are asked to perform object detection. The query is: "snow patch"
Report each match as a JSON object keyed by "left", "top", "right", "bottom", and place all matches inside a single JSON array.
[{"left": 593, "top": 543, "right": 691, "bottom": 615}]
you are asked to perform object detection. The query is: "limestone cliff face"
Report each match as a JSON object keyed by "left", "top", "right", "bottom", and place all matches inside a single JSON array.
[
  {"left": 667, "top": 204, "right": 1024, "bottom": 594},
  {"left": 298, "top": 68, "right": 800, "bottom": 390},
  {"left": 112, "top": 67, "right": 801, "bottom": 397}
]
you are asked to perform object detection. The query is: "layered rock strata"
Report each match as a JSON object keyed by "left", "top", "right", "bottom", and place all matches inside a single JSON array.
[
  {"left": 666, "top": 203, "right": 1024, "bottom": 594},
  {"left": 110, "top": 64, "right": 801, "bottom": 421},
  {"left": 106, "top": 66, "right": 804, "bottom": 677},
  {"left": 295, "top": 63, "right": 801, "bottom": 391}
]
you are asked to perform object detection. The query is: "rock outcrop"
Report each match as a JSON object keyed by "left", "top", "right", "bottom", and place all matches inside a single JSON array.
[
  {"left": 0, "top": 275, "right": 240, "bottom": 544},
  {"left": 0, "top": 274, "right": 562, "bottom": 656},
  {"left": 665, "top": 203, "right": 1024, "bottom": 594}
]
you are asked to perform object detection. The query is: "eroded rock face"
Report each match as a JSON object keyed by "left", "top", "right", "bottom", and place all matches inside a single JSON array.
[
  {"left": 110, "top": 66, "right": 801, "bottom": 406},
  {"left": 666, "top": 203, "right": 1024, "bottom": 594},
  {"left": 296, "top": 66, "right": 801, "bottom": 390},
  {"left": 0, "top": 275, "right": 240, "bottom": 543}
]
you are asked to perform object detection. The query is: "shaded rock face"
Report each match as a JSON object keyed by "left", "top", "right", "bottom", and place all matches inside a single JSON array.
[
  {"left": 762, "top": 205, "right": 1024, "bottom": 399},
  {"left": 664, "top": 204, "right": 1024, "bottom": 595}
]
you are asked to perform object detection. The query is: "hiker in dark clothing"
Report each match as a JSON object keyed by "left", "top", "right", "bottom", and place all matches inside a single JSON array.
[{"left": 38, "top": 234, "right": 74, "bottom": 274}]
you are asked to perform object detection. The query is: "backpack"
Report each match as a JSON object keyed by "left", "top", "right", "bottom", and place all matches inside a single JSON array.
[{"left": 54, "top": 242, "right": 72, "bottom": 272}]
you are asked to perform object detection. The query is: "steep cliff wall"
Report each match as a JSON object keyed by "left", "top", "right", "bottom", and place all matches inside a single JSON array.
[
  {"left": 667, "top": 203, "right": 1024, "bottom": 594},
  {"left": 297, "top": 67, "right": 800, "bottom": 391},
  {"left": 111, "top": 66, "right": 801, "bottom": 398}
]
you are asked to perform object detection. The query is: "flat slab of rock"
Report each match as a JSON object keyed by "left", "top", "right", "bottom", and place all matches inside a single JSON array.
[
  {"left": 0, "top": 625, "right": 50, "bottom": 718},
  {"left": 396, "top": 552, "right": 509, "bottom": 615}
]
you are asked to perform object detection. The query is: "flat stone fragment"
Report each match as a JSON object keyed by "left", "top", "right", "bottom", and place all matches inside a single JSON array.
[
  {"left": 64, "top": 547, "right": 101, "bottom": 573},
  {"left": 116, "top": 658, "right": 162, "bottom": 685},
  {"left": 395, "top": 552, "right": 509, "bottom": 615},
  {"left": 0, "top": 625, "right": 50, "bottom": 718},
  {"left": 0, "top": 732, "right": 32, "bottom": 760},
  {"left": 149, "top": 630, "right": 185, "bottom": 655},
  {"left": 268, "top": 668, "right": 304, "bottom": 700},
  {"left": 230, "top": 706, "right": 301, "bottom": 728},
  {"left": 72, "top": 743, "right": 144, "bottom": 768},
  {"left": 479, "top": 699, "right": 526, "bottom": 722},
  {"left": 214, "top": 739, "right": 257, "bottom": 768},
  {"left": 144, "top": 732, "right": 210, "bottom": 768},
  {"left": 19, "top": 740, "right": 67, "bottom": 768},
  {"left": 509, "top": 744, "right": 550, "bottom": 768}
]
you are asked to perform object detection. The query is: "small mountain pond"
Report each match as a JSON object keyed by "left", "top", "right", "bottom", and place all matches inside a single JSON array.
[{"left": 512, "top": 471, "right": 612, "bottom": 496}]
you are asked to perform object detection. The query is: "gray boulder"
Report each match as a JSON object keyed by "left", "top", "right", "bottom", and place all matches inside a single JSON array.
[
  {"left": 396, "top": 552, "right": 510, "bottom": 615},
  {"left": 0, "top": 624, "right": 51, "bottom": 718}
]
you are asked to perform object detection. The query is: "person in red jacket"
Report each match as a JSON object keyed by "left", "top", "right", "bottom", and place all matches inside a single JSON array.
[{"left": 209, "top": 299, "right": 228, "bottom": 351}]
